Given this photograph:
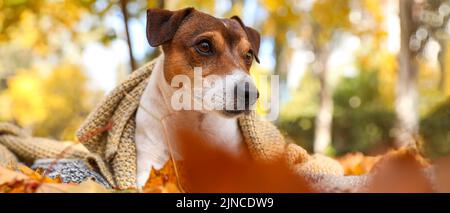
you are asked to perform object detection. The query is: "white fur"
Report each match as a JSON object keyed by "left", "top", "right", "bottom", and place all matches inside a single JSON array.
[
  {"left": 135, "top": 54, "right": 244, "bottom": 188},
  {"left": 196, "top": 69, "right": 250, "bottom": 112}
]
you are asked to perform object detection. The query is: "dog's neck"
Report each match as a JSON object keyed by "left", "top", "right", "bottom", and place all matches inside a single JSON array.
[{"left": 135, "top": 54, "right": 244, "bottom": 187}]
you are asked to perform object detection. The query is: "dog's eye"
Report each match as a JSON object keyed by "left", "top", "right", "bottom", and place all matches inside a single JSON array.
[
  {"left": 245, "top": 51, "right": 253, "bottom": 65},
  {"left": 195, "top": 40, "right": 213, "bottom": 56}
]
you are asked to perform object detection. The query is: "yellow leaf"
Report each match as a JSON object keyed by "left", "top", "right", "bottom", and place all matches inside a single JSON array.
[{"left": 143, "top": 159, "right": 181, "bottom": 193}]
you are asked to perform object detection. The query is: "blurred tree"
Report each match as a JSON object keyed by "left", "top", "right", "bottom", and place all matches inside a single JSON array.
[
  {"left": 120, "top": 0, "right": 137, "bottom": 71},
  {"left": 395, "top": 0, "right": 450, "bottom": 148},
  {"left": 0, "top": 0, "right": 112, "bottom": 55},
  {"left": 417, "top": 0, "right": 450, "bottom": 90},
  {"left": 279, "top": 0, "right": 450, "bottom": 157},
  {"left": 0, "top": 0, "right": 124, "bottom": 139},
  {"left": 0, "top": 63, "right": 100, "bottom": 140},
  {"left": 260, "top": 0, "right": 301, "bottom": 78},
  {"left": 309, "top": 0, "right": 388, "bottom": 154},
  {"left": 117, "top": 0, "right": 166, "bottom": 71},
  {"left": 93, "top": 0, "right": 163, "bottom": 71},
  {"left": 309, "top": 0, "right": 351, "bottom": 154},
  {"left": 395, "top": 0, "right": 420, "bottom": 148},
  {"left": 279, "top": 0, "right": 387, "bottom": 155}
]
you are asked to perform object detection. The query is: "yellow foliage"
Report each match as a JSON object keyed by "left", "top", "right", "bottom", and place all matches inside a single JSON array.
[
  {"left": 3, "top": 68, "right": 47, "bottom": 126},
  {"left": 311, "top": 0, "right": 351, "bottom": 44},
  {"left": 251, "top": 64, "right": 272, "bottom": 116},
  {"left": 0, "top": 93, "right": 12, "bottom": 120},
  {"left": 0, "top": 0, "right": 93, "bottom": 54},
  {"left": 417, "top": 59, "right": 448, "bottom": 117},
  {"left": 445, "top": 42, "right": 450, "bottom": 96},
  {"left": 363, "top": 0, "right": 384, "bottom": 24},
  {"left": 356, "top": 47, "right": 397, "bottom": 109},
  {"left": 143, "top": 159, "right": 181, "bottom": 193},
  {"left": 260, "top": 0, "right": 301, "bottom": 43},
  {"left": 1, "top": 63, "right": 98, "bottom": 140},
  {"left": 11, "top": 11, "right": 41, "bottom": 50},
  {"left": 169, "top": 0, "right": 215, "bottom": 13},
  {"left": 312, "top": 0, "right": 351, "bottom": 29}
]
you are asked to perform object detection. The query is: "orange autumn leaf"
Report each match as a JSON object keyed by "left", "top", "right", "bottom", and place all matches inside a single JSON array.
[
  {"left": 142, "top": 159, "right": 181, "bottom": 193},
  {"left": 16, "top": 164, "right": 62, "bottom": 184},
  {"left": 0, "top": 164, "right": 62, "bottom": 193},
  {"left": 0, "top": 179, "right": 41, "bottom": 193},
  {"left": 0, "top": 165, "right": 109, "bottom": 193},
  {"left": 0, "top": 164, "right": 61, "bottom": 193},
  {"left": 168, "top": 130, "right": 312, "bottom": 193},
  {"left": 0, "top": 166, "right": 43, "bottom": 193},
  {"left": 35, "top": 180, "right": 110, "bottom": 193},
  {"left": 338, "top": 152, "right": 382, "bottom": 175},
  {"left": 366, "top": 148, "right": 433, "bottom": 193}
]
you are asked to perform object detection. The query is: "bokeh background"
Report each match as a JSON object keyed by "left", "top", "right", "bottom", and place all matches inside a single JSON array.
[{"left": 0, "top": 0, "right": 449, "bottom": 158}]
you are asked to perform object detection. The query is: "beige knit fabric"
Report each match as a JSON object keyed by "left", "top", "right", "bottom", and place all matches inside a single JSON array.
[
  {"left": 238, "top": 113, "right": 343, "bottom": 176},
  {"left": 0, "top": 143, "right": 17, "bottom": 167},
  {"left": 0, "top": 122, "right": 114, "bottom": 185},
  {"left": 1, "top": 57, "right": 343, "bottom": 190},
  {"left": 75, "top": 61, "right": 154, "bottom": 189}
]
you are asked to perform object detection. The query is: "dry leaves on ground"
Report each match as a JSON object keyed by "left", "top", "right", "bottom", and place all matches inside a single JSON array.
[
  {"left": 1, "top": 139, "right": 449, "bottom": 193},
  {"left": 0, "top": 164, "right": 109, "bottom": 193}
]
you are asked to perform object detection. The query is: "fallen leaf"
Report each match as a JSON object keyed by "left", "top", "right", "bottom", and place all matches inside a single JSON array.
[
  {"left": 143, "top": 159, "right": 181, "bottom": 193},
  {"left": 35, "top": 180, "right": 110, "bottom": 193},
  {"left": 367, "top": 148, "right": 433, "bottom": 192},
  {"left": 338, "top": 152, "right": 381, "bottom": 175},
  {"left": 16, "top": 164, "right": 61, "bottom": 184}
]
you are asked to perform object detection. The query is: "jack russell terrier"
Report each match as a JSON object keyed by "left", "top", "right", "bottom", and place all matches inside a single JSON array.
[{"left": 135, "top": 8, "right": 261, "bottom": 187}]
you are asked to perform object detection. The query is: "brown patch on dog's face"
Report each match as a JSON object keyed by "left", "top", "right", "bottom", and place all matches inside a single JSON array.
[
  {"left": 161, "top": 10, "right": 255, "bottom": 83},
  {"left": 147, "top": 8, "right": 261, "bottom": 115}
]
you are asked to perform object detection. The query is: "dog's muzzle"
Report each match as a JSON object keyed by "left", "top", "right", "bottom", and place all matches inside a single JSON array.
[
  {"left": 225, "top": 78, "right": 259, "bottom": 115},
  {"left": 236, "top": 79, "right": 259, "bottom": 108}
]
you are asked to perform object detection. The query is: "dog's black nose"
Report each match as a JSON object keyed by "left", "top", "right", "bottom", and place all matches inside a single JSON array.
[{"left": 234, "top": 80, "right": 259, "bottom": 110}]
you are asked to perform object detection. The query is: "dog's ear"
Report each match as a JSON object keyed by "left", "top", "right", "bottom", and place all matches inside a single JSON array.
[
  {"left": 231, "top": 16, "right": 261, "bottom": 63},
  {"left": 146, "top": 7, "right": 194, "bottom": 47}
]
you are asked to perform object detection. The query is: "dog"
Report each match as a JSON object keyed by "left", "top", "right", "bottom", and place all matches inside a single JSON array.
[{"left": 135, "top": 8, "right": 261, "bottom": 187}]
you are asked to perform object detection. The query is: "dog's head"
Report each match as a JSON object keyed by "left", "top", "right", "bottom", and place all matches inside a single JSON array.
[{"left": 147, "top": 7, "right": 260, "bottom": 117}]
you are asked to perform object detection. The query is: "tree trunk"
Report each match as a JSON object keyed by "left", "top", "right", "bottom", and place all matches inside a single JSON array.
[
  {"left": 313, "top": 47, "right": 332, "bottom": 154},
  {"left": 157, "top": 0, "right": 165, "bottom": 9},
  {"left": 273, "top": 37, "right": 290, "bottom": 108},
  {"left": 274, "top": 39, "right": 287, "bottom": 82},
  {"left": 395, "top": 0, "right": 419, "bottom": 148},
  {"left": 120, "top": 0, "right": 137, "bottom": 72},
  {"left": 437, "top": 39, "right": 447, "bottom": 90}
]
